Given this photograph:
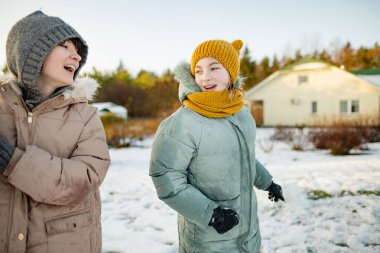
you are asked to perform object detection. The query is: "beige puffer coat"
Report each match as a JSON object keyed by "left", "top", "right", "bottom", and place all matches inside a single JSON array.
[{"left": 0, "top": 77, "right": 110, "bottom": 253}]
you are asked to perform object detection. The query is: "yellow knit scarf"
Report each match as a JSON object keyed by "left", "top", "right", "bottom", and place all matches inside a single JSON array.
[{"left": 183, "top": 90, "right": 245, "bottom": 118}]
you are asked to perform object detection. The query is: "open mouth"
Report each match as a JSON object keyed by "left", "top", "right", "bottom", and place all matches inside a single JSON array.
[
  {"left": 64, "top": 64, "right": 76, "bottom": 74},
  {"left": 204, "top": 84, "right": 217, "bottom": 91}
]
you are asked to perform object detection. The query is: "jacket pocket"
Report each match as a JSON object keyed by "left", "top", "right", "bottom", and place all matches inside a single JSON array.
[
  {"left": 45, "top": 209, "right": 93, "bottom": 235},
  {"left": 45, "top": 210, "right": 93, "bottom": 253},
  {"left": 190, "top": 194, "right": 241, "bottom": 244},
  {"left": 183, "top": 219, "right": 239, "bottom": 246}
]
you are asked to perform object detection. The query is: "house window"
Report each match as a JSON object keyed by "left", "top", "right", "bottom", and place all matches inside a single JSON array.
[
  {"left": 298, "top": 75, "right": 308, "bottom": 84},
  {"left": 340, "top": 101, "right": 348, "bottom": 113},
  {"left": 311, "top": 101, "right": 317, "bottom": 114},
  {"left": 340, "top": 100, "right": 359, "bottom": 114},
  {"left": 351, "top": 100, "right": 359, "bottom": 113}
]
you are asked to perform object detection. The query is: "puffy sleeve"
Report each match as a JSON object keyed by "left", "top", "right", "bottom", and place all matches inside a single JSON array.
[
  {"left": 149, "top": 124, "right": 218, "bottom": 227},
  {"left": 4, "top": 106, "right": 110, "bottom": 205},
  {"left": 253, "top": 160, "right": 272, "bottom": 190}
]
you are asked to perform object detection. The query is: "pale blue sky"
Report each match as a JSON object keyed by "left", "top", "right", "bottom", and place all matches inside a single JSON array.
[{"left": 1, "top": 0, "right": 379, "bottom": 75}]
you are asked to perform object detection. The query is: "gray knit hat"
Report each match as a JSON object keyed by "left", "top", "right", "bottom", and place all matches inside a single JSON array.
[{"left": 6, "top": 10, "right": 88, "bottom": 108}]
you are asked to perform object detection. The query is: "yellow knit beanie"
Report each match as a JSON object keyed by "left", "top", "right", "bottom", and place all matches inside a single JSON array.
[{"left": 190, "top": 39, "right": 243, "bottom": 84}]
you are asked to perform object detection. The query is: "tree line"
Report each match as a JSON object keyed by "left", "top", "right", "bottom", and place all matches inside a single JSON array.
[
  {"left": 1, "top": 41, "right": 379, "bottom": 118},
  {"left": 89, "top": 63, "right": 181, "bottom": 118},
  {"left": 240, "top": 42, "right": 380, "bottom": 90}
]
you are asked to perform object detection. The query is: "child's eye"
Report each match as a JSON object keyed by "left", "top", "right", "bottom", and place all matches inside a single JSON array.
[
  {"left": 211, "top": 67, "right": 219, "bottom": 71},
  {"left": 195, "top": 70, "right": 202, "bottom": 75}
]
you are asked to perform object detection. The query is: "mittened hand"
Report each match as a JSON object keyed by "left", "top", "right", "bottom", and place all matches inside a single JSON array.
[
  {"left": 208, "top": 206, "right": 240, "bottom": 234},
  {"left": 0, "top": 138, "right": 15, "bottom": 173},
  {"left": 266, "top": 181, "right": 285, "bottom": 202}
]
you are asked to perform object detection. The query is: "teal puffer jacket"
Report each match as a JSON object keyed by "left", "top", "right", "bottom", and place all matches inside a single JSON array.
[{"left": 149, "top": 63, "right": 273, "bottom": 253}]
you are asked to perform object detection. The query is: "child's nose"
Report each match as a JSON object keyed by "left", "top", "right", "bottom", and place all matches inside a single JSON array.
[{"left": 71, "top": 50, "right": 82, "bottom": 62}]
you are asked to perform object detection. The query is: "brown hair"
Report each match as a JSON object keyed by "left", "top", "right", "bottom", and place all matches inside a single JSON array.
[{"left": 58, "top": 38, "right": 83, "bottom": 56}]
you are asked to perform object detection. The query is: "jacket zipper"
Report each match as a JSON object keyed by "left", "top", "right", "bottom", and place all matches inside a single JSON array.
[
  {"left": 228, "top": 119, "right": 254, "bottom": 253},
  {"left": 28, "top": 112, "right": 33, "bottom": 123},
  {"left": 4, "top": 88, "right": 64, "bottom": 251},
  {"left": 27, "top": 99, "right": 58, "bottom": 143},
  {"left": 27, "top": 112, "right": 34, "bottom": 143},
  {"left": 4, "top": 89, "right": 26, "bottom": 252},
  {"left": 4, "top": 86, "right": 63, "bottom": 252}
]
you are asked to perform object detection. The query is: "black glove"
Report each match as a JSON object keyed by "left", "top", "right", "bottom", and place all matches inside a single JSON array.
[
  {"left": 208, "top": 206, "right": 239, "bottom": 234},
  {"left": 266, "top": 181, "right": 285, "bottom": 202},
  {"left": 0, "top": 138, "right": 15, "bottom": 173}
]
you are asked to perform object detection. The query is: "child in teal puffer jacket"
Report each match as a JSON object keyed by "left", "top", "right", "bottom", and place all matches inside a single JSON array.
[{"left": 150, "top": 39, "right": 284, "bottom": 253}]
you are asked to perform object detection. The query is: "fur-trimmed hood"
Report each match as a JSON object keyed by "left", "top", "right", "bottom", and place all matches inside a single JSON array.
[
  {"left": 62, "top": 77, "right": 98, "bottom": 101},
  {"left": 173, "top": 62, "right": 244, "bottom": 103},
  {"left": 1, "top": 76, "right": 99, "bottom": 103},
  {"left": 173, "top": 62, "right": 201, "bottom": 103}
]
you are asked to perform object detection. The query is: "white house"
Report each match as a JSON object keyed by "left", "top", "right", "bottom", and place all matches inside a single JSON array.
[
  {"left": 92, "top": 102, "right": 128, "bottom": 120},
  {"left": 245, "top": 59, "right": 380, "bottom": 126}
]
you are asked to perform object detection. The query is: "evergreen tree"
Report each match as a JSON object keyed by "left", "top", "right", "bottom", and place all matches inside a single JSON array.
[
  {"left": 294, "top": 49, "right": 303, "bottom": 61},
  {"left": 281, "top": 55, "right": 295, "bottom": 68},
  {"left": 368, "top": 42, "right": 380, "bottom": 68},
  {"left": 257, "top": 56, "right": 270, "bottom": 83},
  {"left": 88, "top": 67, "right": 111, "bottom": 85},
  {"left": 239, "top": 47, "right": 257, "bottom": 89},
  {"left": 158, "top": 69, "right": 175, "bottom": 83},
  {"left": 311, "top": 50, "right": 319, "bottom": 59},
  {"left": 318, "top": 49, "right": 332, "bottom": 64},
  {"left": 271, "top": 55, "right": 280, "bottom": 73},
  {"left": 354, "top": 46, "right": 370, "bottom": 70},
  {"left": 112, "top": 60, "right": 132, "bottom": 83},
  {"left": 341, "top": 42, "right": 355, "bottom": 70},
  {"left": 135, "top": 70, "right": 157, "bottom": 89}
]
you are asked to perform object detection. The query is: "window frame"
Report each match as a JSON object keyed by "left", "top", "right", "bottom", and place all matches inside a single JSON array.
[
  {"left": 297, "top": 75, "right": 308, "bottom": 85},
  {"left": 311, "top": 101, "right": 318, "bottom": 115},
  {"left": 339, "top": 99, "right": 360, "bottom": 114}
]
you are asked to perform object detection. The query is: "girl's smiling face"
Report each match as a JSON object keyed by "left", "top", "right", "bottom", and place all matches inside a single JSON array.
[
  {"left": 194, "top": 57, "right": 231, "bottom": 92},
  {"left": 37, "top": 39, "right": 82, "bottom": 97}
]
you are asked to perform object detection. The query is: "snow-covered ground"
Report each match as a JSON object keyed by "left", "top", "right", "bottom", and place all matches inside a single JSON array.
[{"left": 100, "top": 128, "right": 380, "bottom": 253}]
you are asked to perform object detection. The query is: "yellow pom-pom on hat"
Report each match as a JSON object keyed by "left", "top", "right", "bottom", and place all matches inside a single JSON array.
[
  {"left": 232, "top": 39, "right": 243, "bottom": 50},
  {"left": 190, "top": 39, "right": 243, "bottom": 84}
]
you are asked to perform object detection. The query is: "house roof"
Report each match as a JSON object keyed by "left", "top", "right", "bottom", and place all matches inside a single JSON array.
[
  {"left": 352, "top": 68, "right": 380, "bottom": 88},
  {"left": 281, "top": 58, "right": 330, "bottom": 71},
  {"left": 351, "top": 68, "right": 380, "bottom": 75},
  {"left": 356, "top": 75, "right": 380, "bottom": 88},
  {"left": 246, "top": 58, "right": 329, "bottom": 97}
]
